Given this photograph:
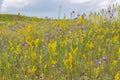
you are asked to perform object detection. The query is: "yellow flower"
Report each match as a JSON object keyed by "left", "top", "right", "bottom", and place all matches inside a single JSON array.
[
  {"left": 113, "top": 35, "right": 119, "bottom": 44},
  {"left": 8, "top": 40, "right": 14, "bottom": 50},
  {"left": 83, "top": 54, "right": 87, "bottom": 61},
  {"left": 35, "top": 76, "right": 38, "bottom": 79},
  {"left": 112, "top": 60, "right": 118, "bottom": 65},
  {"left": 64, "top": 53, "right": 73, "bottom": 69},
  {"left": 44, "top": 64, "right": 47, "bottom": 71},
  {"left": 48, "top": 41, "right": 57, "bottom": 52},
  {"left": 2, "top": 76, "right": 5, "bottom": 80},
  {"left": 31, "top": 52, "right": 37, "bottom": 59},
  {"left": 77, "top": 16, "right": 84, "bottom": 25},
  {"left": 21, "top": 67, "right": 25, "bottom": 72},
  {"left": 39, "top": 55, "right": 43, "bottom": 64},
  {"left": 31, "top": 66, "right": 37, "bottom": 72},
  {"left": 68, "top": 53, "right": 73, "bottom": 63},
  {"left": 60, "top": 40, "right": 67, "bottom": 47},
  {"left": 73, "top": 47, "right": 78, "bottom": 56},
  {"left": 7, "top": 63, "right": 10, "bottom": 69},
  {"left": 114, "top": 72, "right": 120, "bottom": 80},
  {"left": 117, "top": 48, "right": 120, "bottom": 54},
  {"left": 94, "top": 67, "right": 100, "bottom": 75},
  {"left": 34, "top": 38, "right": 39, "bottom": 47},
  {"left": 16, "top": 74, "right": 20, "bottom": 78},
  {"left": 52, "top": 60, "right": 57, "bottom": 65},
  {"left": 27, "top": 24, "right": 32, "bottom": 32},
  {"left": 98, "top": 47, "right": 102, "bottom": 52},
  {"left": 119, "top": 48, "right": 120, "bottom": 53},
  {"left": 88, "top": 60, "right": 93, "bottom": 66},
  {"left": 117, "top": 48, "right": 120, "bottom": 58},
  {"left": 14, "top": 45, "right": 20, "bottom": 55},
  {"left": 27, "top": 66, "right": 31, "bottom": 74},
  {"left": 86, "top": 41, "right": 94, "bottom": 49}
]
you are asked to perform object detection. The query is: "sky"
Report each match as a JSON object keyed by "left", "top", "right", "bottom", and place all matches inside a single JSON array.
[{"left": 0, "top": 0, "right": 120, "bottom": 18}]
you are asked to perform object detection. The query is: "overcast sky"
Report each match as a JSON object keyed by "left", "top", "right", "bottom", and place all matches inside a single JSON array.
[{"left": 0, "top": 0, "right": 120, "bottom": 18}]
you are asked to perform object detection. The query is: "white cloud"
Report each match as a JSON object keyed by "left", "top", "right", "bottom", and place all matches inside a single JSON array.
[
  {"left": 0, "top": 0, "right": 119, "bottom": 17},
  {"left": 69, "top": 0, "right": 91, "bottom": 4},
  {"left": 98, "top": 0, "right": 120, "bottom": 9},
  {"left": 1, "top": 0, "right": 34, "bottom": 12},
  {"left": 99, "top": 0, "right": 110, "bottom": 9}
]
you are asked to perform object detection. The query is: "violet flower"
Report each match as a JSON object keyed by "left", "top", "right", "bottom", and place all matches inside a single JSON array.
[
  {"left": 98, "top": 61, "right": 102, "bottom": 65},
  {"left": 81, "top": 26, "right": 85, "bottom": 30},
  {"left": 102, "top": 56, "right": 107, "bottom": 61}
]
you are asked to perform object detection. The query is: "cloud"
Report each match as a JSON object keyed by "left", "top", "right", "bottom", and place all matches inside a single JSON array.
[
  {"left": 98, "top": 0, "right": 110, "bottom": 9},
  {"left": 1, "top": 0, "right": 34, "bottom": 12},
  {"left": 0, "top": 0, "right": 119, "bottom": 18},
  {"left": 69, "top": 0, "right": 91, "bottom": 4}
]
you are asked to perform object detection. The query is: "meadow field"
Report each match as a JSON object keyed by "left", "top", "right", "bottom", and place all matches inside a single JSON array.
[{"left": 0, "top": 5, "right": 120, "bottom": 80}]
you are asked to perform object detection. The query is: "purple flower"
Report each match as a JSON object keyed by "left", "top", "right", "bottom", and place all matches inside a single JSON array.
[
  {"left": 74, "top": 18, "right": 78, "bottom": 22},
  {"left": 72, "top": 11, "right": 75, "bottom": 14},
  {"left": 81, "top": 26, "right": 85, "bottom": 30},
  {"left": 77, "top": 14, "right": 80, "bottom": 17},
  {"left": 52, "top": 65, "right": 57, "bottom": 69},
  {"left": 95, "top": 59, "right": 98, "bottom": 62},
  {"left": 22, "top": 42, "right": 27, "bottom": 47},
  {"left": 98, "top": 61, "right": 102, "bottom": 65},
  {"left": 39, "top": 74, "right": 43, "bottom": 80},
  {"left": 108, "top": 10, "right": 111, "bottom": 13},
  {"left": 102, "top": 56, "right": 107, "bottom": 61},
  {"left": 76, "top": 23, "right": 80, "bottom": 26},
  {"left": 110, "top": 16, "right": 112, "bottom": 18}
]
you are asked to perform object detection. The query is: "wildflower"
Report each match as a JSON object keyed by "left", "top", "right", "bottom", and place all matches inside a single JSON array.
[
  {"left": 44, "top": 64, "right": 47, "bottom": 71},
  {"left": 98, "top": 61, "right": 102, "bottom": 65},
  {"left": 74, "top": 17, "right": 78, "bottom": 22},
  {"left": 21, "top": 67, "right": 25, "bottom": 72},
  {"left": 102, "top": 56, "right": 107, "bottom": 61},
  {"left": 52, "top": 65, "right": 57, "bottom": 69},
  {"left": 83, "top": 54, "right": 87, "bottom": 61},
  {"left": 94, "top": 67, "right": 100, "bottom": 74},
  {"left": 51, "top": 60, "right": 57, "bottom": 65},
  {"left": 108, "top": 10, "right": 111, "bottom": 13},
  {"left": 88, "top": 60, "right": 93, "bottom": 66},
  {"left": 112, "top": 60, "right": 118, "bottom": 65},
  {"left": 34, "top": 38, "right": 39, "bottom": 47},
  {"left": 114, "top": 72, "right": 120, "bottom": 80},
  {"left": 16, "top": 74, "right": 20, "bottom": 78},
  {"left": 31, "top": 66, "right": 37, "bottom": 72},
  {"left": 39, "top": 74, "right": 44, "bottom": 80},
  {"left": 113, "top": 35, "right": 119, "bottom": 44},
  {"left": 72, "top": 11, "right": 75, "bottom": 14},
  {"left": 35, "top": 76, "right": 38, "bottom": 79},
  {"left": 2, "top": 76, "right": 5, "bottom": 80},
  {"left": 31, "top": 52, "right": 37, "bottom": 59},
  {"left": 98, "top": 47, "right": 102, "bottom": 52},
  {"left": 48, "top": 41, "right": 57, "bottom": 52},
  {"left": 117, "top": 48, "right": 120, "bottom": 55},
  {"left": 77, "top": 13, "right": 80, "bottom": 17},
  {"left": 27, "top": 24, "right": 32, "bottom": 32},
  {"left": 39, "top": 55, "right": 43, "bottom": 64},
  {"left": 22, "top": 42, "right": 27, "bottom": 46},
  {"left": 81, "top": 26, "right": 85, "bottom": 30},
  {"left": 72, "top": 47, "right": 78, "bottom": 56},
  {"left": 76, "top": 23, "right": 80, "bottom": 26},
  {"left": 86, "top": 41, "right": 94, "bottom": 49},
  {"left": 95, "top": 59, "right": 98, "bottom": 62}
]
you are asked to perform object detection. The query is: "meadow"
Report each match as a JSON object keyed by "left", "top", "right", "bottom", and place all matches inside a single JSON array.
[{"left": 0, "top": 4, "right": 120, "bottom": 80}]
